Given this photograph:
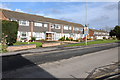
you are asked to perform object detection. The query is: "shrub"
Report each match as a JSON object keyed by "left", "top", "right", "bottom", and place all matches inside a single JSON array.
[
  {"left": 76, "top": 39, "right": 80, "bottom": 42},
  {"left": 103, "top": 37, "right": 106, "bottom": 40},
  {"left": 40, "top": 39, "right": 45, "bottom": 41},
  {"left": 69, "top": 37, "right": 73, "bottom": 41},
  {"left": 66, "top": 37, "right": 70, "bottom": 41},
  {"left": 31, "top": 37, "right": 36, "bottom": 42},
  {"left": 112, "top": 37, "right": 117, "bottom": 40},
  {"left": 59, "top": 36, "right": 66, "bottom": 41}
]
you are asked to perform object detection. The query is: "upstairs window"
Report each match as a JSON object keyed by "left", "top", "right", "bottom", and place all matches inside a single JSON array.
[
  {"left": 64, "top": 26, "right": 68, "bottom": 30},
  {"left": 75, "top": 27, "right": 79, "bottom": 31},
  {"left": 51, "top": 24, "right": 54, "bottom": 28},
  {"left": 69, "top": 26, "right": 72, "bottom": 30},
  {"left": 44, "top": 23, "right": 48, "bottom": 27},
  {"left": 55, "top": 24, "right": 61, "bottom": 29},
  {"left": 79, "top": 28, "right": 83, "bottom": 31},
  {"left": 34, "top": 22, "right": 42, "bottom": 27},
  {"left": 10, "top": 18, "right": 17, "bottom": 21},
  {"left": 19, "top": 20, "right": 29, "bottom": 26}
]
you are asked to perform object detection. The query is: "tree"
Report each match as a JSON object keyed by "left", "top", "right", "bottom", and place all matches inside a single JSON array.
[
  {"left": 109, "top": 30, "right": 116, "bottom": 37},
  {"left": 109, "top": 25, "right": 120, "bottom": 40},
  {"left": 2, "top": 20, "right": 19, "bottom": 46},
  {"left": 114, "top": 26, "right": 120, "bottom": 40}
]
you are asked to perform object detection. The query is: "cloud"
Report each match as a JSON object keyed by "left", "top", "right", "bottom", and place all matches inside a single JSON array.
[
  {"left": 1, "top": 2, "right": 118, "bottom": 30},
  {"left": 15, "top": 9, "right": 24, "bottom": 12},
  {"left": 43, "top": 2, "right": 117, "bottom": 29},
  {"left": 104, "top": 3, "right": 118, "bottom": 10}
]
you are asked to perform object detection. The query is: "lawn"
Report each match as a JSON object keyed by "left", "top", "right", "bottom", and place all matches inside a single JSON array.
[
  {"left": 14, "top": 42, "right": 42, "bottom": 47},
  {"left": 66, "top": 40, "right": 120, "bottom": 47}
]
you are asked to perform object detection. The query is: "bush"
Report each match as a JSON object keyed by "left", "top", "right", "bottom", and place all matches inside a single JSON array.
[
  {"left": 31, "top": 37, "right": 36, "bottom": 41},
  {"left": 66, "top": 37, "right": 70, "bottom": 41},
  {"left": 112, "top": 37, "right": 117, "bottom": 40},
  {"left": 76, "top": 39, "right": 80, "bottom": 42},
  {"left": 0, "top": 44, "right": 7, "bottom": 53},
  {"left": 59, "top": 36, "right": 66, "bottom": 41},
  {"left": 40, "top": 39, "right": 45, "bottom": 41},
  {"left": 69, "top": 37, "right": 73, "bottom": 41},
  {"left": 103, "top": 37, "right": 106, "bottom": 40}
]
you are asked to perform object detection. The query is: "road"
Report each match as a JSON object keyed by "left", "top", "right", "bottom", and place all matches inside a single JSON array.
[{"left": 2, "top": 43, "right": 119, "bottom": 78}]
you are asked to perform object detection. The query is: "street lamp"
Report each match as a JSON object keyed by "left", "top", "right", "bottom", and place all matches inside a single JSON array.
[{"left": 84, "top": 24, "right": 89, "bottom": 45}]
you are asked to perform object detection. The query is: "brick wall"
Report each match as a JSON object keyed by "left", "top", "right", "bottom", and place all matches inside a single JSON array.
[
  {"left": 42, "top": 42, "right": 61, "bottom": 47},
  {"left": 89, "top": 30, "right": 94, "bottom": 37},
  {"left": 7, "top": 44, "right": 36, "bottom": 52}
]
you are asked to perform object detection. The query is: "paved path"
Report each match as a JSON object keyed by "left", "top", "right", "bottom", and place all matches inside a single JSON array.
[{"left": 3, "top": 47, "right": 119, "bottom": 78}]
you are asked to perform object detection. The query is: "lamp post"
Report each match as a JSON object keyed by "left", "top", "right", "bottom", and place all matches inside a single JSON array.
[
  {"left": 84, "top": 24, "right": 88, "bottom": 45},
  {"left": 85, "top": 0, "right": 88, "bottom": 45}
]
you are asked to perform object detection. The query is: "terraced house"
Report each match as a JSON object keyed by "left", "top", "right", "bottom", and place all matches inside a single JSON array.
[
  {"left": 0, "top": 9, "right": 85, "bottom": 41},
  {"left": 89, "top": 29, "right": 109, "bottom": 39}
]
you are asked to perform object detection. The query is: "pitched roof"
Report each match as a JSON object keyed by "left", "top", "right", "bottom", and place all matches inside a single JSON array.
[
  {"left": 1, "top": 9, "right": 45, "bottom": 21},
  {"left": 1, "top": 9, "right": 84, "bottom": 27},
  {"left": 89, "top": 29, "right": 108, "bottom": 33}
]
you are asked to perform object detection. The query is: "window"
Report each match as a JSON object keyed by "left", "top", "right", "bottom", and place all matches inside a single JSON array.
[
  {"left": 55, "top": 24, "right": 61, "bottom": 29},
  {"left": 44, "top": 23, "right": 48, "bottom": 27},
  {"left": 79, "top": 28, "right": 83, "bottom": 31},
  {"left": 51, "top": 24, "right": 54, "bottom": 28},
  {"left": 64, "top": 26, "right": 68, "bottom": 30},
  {"left": 69, "top": 26, "right": 72, "bottom": 30},
  {"left": 19, "top": 20, "right": 29, "bottom": 26},
  {"left": 21, "top": 32, "right": 26, "bottom": 36},
  {"left": 75, "top": 27, "right": 79, "bottom": 31},
  {"left": 10, "top": 18, "right": 17, "bottom": 21},
  {"left": 34, "top": 22, "right": 42, "bottom": 27}
]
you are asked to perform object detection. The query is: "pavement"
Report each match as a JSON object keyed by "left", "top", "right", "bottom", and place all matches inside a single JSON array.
[
  {"left": 2, "top": 47, "right": 119, "bottom": 78},
  {"left": 1, "top": 42, "right": 119, "bottom": 57}
]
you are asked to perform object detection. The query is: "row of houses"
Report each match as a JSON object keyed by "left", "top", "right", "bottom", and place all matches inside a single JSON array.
[{"left": 0, "top": 9, "right": 109, "bottom": 41}]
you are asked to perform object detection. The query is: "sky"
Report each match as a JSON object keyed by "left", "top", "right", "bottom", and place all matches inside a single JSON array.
[{"left": 0, "top": 2, "right": 118, "bottom": 30}]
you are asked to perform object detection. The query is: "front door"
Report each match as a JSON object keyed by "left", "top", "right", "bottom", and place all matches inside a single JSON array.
[{"left": 46, "top": 33, "right": 52, "bottom": 41}]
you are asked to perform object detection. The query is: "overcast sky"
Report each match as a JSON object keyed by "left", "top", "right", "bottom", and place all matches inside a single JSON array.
[{"left": 1, "top": 2, "right": 118, "bottom": 30}]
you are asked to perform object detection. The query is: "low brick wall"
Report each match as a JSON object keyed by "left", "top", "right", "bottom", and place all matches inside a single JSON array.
[
  {"left": 63, "top": 41, "right": 79, "bottom": 43},
  {"left": 7, "top": 44, "right": 36, "bottom": 52},
  {"left": 42, "top": 42, "right": 61, "bottom": 47}
]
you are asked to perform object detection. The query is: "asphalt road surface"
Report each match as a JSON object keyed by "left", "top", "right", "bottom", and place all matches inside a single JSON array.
[{"left": 2, "top": 43, "right": 119, "bottom": 78}]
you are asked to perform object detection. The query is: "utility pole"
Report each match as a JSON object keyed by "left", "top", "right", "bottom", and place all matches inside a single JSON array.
[{"left": 85, "top": 0, "right": 88, "bottom": 46}]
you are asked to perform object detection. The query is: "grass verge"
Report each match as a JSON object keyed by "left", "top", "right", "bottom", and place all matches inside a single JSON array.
[
  {"left": 66, "top": 40, "right": 120, "bottom": 47},
  {"left": 14, "top": 42, "right": 42, "bottom": 47}
]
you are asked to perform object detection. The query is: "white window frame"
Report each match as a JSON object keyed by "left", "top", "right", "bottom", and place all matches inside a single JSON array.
[
  {"left": 10, "top": 18, "right": 17, "bottom": 21},
  {"left": 75, "top": 27, "right": 79, "bottom": 31},
  {"left": 80, "top": 28, "right": 83, "bottom": 31},
  {"left": 64, "top": 25, "right": 68, "bottom": 30},
  {"left": 21, "top": 32, "right": 27, "bottom": 37},
  {"left": 69, "top": 26, "right": 72, "bottom": 30},
  {"left": 44, "top": 23, "right": 48, "bottom": 27},
  {"left": 55, "top": 24, "right": 61, "bottom": 29},
  {"left": 19, "top": 20, "right": 29, "bottom": 26},
  {"left": 34, "top": 22, "right": 42, "bottom": 27},
  {"left": 51, "top": 24, "right": 54, "bottom": 28}
]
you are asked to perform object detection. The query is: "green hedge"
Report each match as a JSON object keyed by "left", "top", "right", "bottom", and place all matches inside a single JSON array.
[{"left": 2, "top": 20, "right": 19, "bottom": 46}]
